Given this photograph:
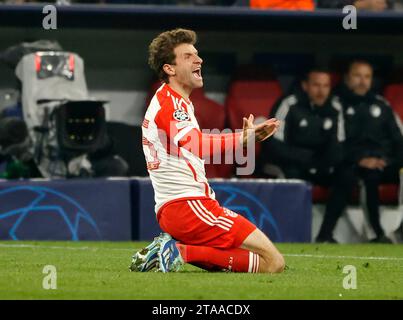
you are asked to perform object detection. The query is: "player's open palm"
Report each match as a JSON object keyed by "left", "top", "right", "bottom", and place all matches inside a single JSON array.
[{"left": 242, "top": 114, "right": 280, "bottom": 146}]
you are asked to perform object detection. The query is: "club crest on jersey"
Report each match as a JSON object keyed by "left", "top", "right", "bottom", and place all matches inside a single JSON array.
[
  {"left": 346, "top": 107, "right": 355, "bottom": 115},
  {"left": 323, "top": 118, "right": 333, "bottom": 130},
  {"left": 173, "top": 110, "right": 190, "bottom": 122},
  {"left": 299, "top": 118, "right": 308, "bottom": 127},
  {"left": 370, "top": 104, "right": 382, "bottom": 118}
]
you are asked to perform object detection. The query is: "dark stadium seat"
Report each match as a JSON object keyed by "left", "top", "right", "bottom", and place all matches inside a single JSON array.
[
  {"left": 145, "top": 81, "right": 163, "bottom": 108},
  {"left": 225, "top": 79, "right": 283, "bottom": 130},
  {"left": 379, "top": 184, "right": 400, "bottom": 205},
  {"left": 312, "top": 185, "right": 360, "bottom": 204},
  {"left": 312, "top": 183, "right": 398, "bottom": 205},
  {"left": 312, "top": 185, "right": 331, "bottom": 203},
  {"left": 230, "top": 64, "right": 277, "bottom": 81},
  {"left": 381, "top": 84, "right": 403, "bottom": 204},
  {"left": 190, "top": 88, "right": 225, "bottom": 132},
  {"left": 384, "top": 83, "right": 403, "bottom": 121},
  {"left": 225, "top": 75, "right": 283, "bottom": 177}
]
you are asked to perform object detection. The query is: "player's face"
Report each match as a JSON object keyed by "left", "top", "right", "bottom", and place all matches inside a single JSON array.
[
  {"left": 302, "top": 72, "right": 331, "bottom": 107},
  {"left": 346, "top": 63, "right": 373, "bottom": 96},
  {"left": 172, "top": 43, "right": 203, "bottom": 90}
]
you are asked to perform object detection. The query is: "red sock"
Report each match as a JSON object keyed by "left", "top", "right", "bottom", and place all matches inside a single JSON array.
[{"left": 176, "top": 243, "right": 260, "bottom": 273}]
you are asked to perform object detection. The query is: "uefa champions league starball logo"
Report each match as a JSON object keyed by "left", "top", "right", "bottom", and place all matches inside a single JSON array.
[
  {"left": 0, "top": 186, "right": 101, "bottom": 240},
  {"left": 212, "top": 185, "right": 282, "bottom": 241}
]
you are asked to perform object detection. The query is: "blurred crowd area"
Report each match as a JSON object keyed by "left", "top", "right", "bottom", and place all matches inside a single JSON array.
[{"left": 1, "top": 0, "right": 403, "bottom": 12}]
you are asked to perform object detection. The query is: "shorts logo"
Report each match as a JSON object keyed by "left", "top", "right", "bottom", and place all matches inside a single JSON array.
[
  {"left": 223, "top": 207, "right": 238, "bottom": 218},
  {"left": 173, "top": 110, "right": 190, "bottom": 122}
]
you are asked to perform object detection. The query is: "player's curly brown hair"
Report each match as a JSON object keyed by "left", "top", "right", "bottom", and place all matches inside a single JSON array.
[{"left": 148, "top": 28, "right": 197, "bottom": 83}]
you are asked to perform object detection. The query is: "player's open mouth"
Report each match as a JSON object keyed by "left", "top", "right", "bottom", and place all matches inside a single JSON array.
[{"left": 192, "top": 68, "right": 202, "bottom": 80}]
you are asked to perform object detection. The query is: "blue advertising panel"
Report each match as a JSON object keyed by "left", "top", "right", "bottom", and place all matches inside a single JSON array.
[
  {"left": 0, "top": 177, "right": 312, "bottom": 242},
  {"left": 132, "top": 178, "right": 160, "bottom": 241},
  {"left": 0, "top": 178, "right": 132, "bottom": 241}
]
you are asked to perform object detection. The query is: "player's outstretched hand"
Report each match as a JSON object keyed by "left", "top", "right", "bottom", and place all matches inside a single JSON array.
[{"left": 242, "top": 114, "right": 280, "bottom": 146}]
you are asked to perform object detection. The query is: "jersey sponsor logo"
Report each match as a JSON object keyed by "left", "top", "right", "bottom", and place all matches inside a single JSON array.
[{"left": 173, "top": 109, "right": 190, "bottom": 122}]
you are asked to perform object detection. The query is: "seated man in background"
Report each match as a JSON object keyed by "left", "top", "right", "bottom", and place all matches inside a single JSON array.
[
  {"left": 336, "top": 60, "right": 403, "bottom": 242},
  {"left": 259, "top": 68, "right": 355, "bottom": 243}
]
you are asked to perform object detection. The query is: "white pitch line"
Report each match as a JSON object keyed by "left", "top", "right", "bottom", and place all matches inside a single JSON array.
[
  {"left": 1, "top": 243, "right": 403, "bottom": 262},
  {"left": 283, "top": 253, "right": 403, "bottom": 261}
]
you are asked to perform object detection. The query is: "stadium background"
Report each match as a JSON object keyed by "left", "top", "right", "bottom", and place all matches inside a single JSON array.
[
  {"left": 0, "top": 1, "right": 402, "bottom": 301},
  {"left": 0, "top": 3, "right": 402, "bottom": 243}
]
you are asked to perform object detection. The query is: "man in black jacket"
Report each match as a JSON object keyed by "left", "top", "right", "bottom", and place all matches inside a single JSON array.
[
  {"left": 336, "top": 60, "right": 403, "bottom": 242},
  {"left": 259, "top": 68, "right": 355, "bottom": 243}
]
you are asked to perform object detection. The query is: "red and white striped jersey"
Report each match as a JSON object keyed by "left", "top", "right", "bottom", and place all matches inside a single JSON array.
[{"left": 142, "top": 83, "right": 215, "bottom": 213}]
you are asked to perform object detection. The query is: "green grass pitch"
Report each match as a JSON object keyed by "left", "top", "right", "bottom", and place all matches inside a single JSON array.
[{"left": 0, "top": 241, "right": 402, "bottom": 300}]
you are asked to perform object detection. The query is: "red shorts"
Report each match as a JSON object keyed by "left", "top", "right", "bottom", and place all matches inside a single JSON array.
[{"left": 157, "top": 197, "right": 257, "bottom": 249}]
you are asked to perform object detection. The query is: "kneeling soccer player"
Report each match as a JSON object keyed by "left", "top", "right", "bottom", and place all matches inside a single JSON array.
[{"left": 130, "top": 28, "right": 285, "bottom": 274}]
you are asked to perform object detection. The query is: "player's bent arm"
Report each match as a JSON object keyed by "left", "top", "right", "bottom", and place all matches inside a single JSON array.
[
  {"left": 176, "top": 128, "right": 242, "bottom": 160},
  {"left": 175, "top": 116, "right": 280, "bottom": 160}
]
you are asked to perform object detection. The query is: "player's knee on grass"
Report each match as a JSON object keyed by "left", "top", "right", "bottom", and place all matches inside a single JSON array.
[
  {"left": 269, "top": 253, "right": 285, "bottom": 273},
  {"left": 260, "top": 252, "right": 285, "bottom": 273}
]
